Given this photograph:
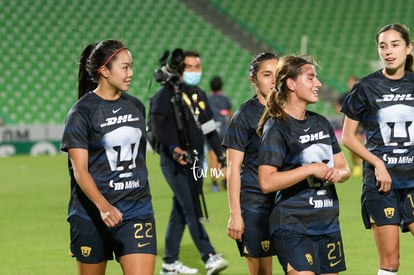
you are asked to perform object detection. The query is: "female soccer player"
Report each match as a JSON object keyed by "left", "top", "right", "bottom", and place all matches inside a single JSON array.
[
  {"left": 61, "top": 40, "right": 156, "bottom": 275},
  {"left": 223, "top": 51, "right": 278, "bottom": 275},
  {"left": 341, "top": 23, "right": 414, "bottom": 275},
  {"left": 258, "top": 55, "right": 350, "bottom": 275}
]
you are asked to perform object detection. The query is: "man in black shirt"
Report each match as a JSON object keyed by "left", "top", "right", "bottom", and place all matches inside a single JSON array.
[{"left": 151, "top": 50, "right": 228, "bottom": 275}]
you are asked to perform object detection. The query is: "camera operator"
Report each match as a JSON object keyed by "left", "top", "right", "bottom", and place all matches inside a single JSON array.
[{"left": 150, "top": 50, "right": 228, "bottom": 275}]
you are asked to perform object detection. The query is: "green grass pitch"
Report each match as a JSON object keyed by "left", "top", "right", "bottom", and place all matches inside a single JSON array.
[{"left": 0, "top": 153, "right": 413, "bottom": 274}]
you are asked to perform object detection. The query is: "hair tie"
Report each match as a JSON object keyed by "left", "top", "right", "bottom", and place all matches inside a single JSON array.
[{"left": 97, "top": 46, "right": 127, "bottom": 74}]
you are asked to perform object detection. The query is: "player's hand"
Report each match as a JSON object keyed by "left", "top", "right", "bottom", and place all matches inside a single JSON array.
[
  {"left": 323, "top": 167, "right": 342, "bottom": 184},
  {"left": 100, "top": 206, "right": 123, "bottom": 227},
  {"left": 227, "top": 213, "right": 244, "bottom": 242},
  {"left": 310, "top": 162, "right": 330, "bottom": 181},
  {"left": 374, "top": 161, "right": 392, "bottom": 193}
]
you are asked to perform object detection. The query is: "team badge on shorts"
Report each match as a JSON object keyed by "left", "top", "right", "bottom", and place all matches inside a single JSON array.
[
  {"left": 384, "top": 207, "right": 395, "bottom": 219},
  {"left": 81, "top": 246, "right": 92, "bottom": 257},
  {"left": 261, "top": 240, "right": 270, "bottom": 251},
  {"left": 305, "top": 253, "right": 313, "bottom": 265}
]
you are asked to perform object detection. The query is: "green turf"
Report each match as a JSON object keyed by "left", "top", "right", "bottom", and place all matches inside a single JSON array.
[{"left": 0, "top": 154, "right": 413, "bottom": 274}]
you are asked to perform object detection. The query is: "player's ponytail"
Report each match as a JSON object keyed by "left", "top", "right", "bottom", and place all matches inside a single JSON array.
[
  {"left": 257, "top": 90, "right": 285, "bottom": 136},
  {"left": 78, "top": 43, "right": 98, "bottom": 99}
]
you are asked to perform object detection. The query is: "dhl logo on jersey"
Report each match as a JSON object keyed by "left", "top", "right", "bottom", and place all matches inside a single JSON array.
[
  {"left": 376, "top": 93, "right": 414, "bottom": 102},
  {"left": 100, "top": 114, "right": 139, "bottom": 127}
]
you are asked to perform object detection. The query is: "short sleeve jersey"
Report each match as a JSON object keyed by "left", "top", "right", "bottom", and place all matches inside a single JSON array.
[
  {"left": 61, "top": 92, "right": 153, "bottom": 221},
  {"left": 259, "top": 111, "right": 342, "bottom": 235},
  {"left": 207, "top": 93, "right": 232, "bottom": 138},
  {"left": 222, "top": 96, "right": 264, "bottom": 194},
  {"left": 341, "top": 70, "right": 414, "bottom": 189}
]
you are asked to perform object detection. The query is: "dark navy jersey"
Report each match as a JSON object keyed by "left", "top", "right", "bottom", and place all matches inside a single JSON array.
[
  {"left": 61, "top": 92, "right": 153, "bottom": 221},
  {"left": 259, "top": 111, "right": 342, "bottom": 235},
  {"left": 341, "top": 70, "right": 414, "bottom": 189},
  {"left": 150, "top": 83, "right": 215, "bottom": 155},
  {"left": 222, "top": 96, "right": 264, "bottom": 194},
  {"left": 207, "top": 93, "right": 232, "bottom": 138}
]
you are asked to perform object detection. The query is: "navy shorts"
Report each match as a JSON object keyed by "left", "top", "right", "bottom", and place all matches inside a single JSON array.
[
  {"left": 362, "top": 186, "right": 414, "bottom": 232},
  {"left": 273, "top": 229, "right": 346, "bottom": 274},
  {"left": 236, "top": 192, "right": 276, "bottom": 258},
  {"left": 69, "top": 215, "right": 157, "bottom": 263}
]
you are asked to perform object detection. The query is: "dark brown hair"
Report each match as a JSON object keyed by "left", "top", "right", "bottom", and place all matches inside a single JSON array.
[
  {"left": 257, "top": 55, "right": 316, "bottom": 136},
  {"left": 77, "top": 40, "right": 127, "bottom": 99},
  {"left": 249, "top": 51, "right": 279, "bottom": 81},
  {"left": 376, "top": 23, "right": 413, "bottom": 72}
]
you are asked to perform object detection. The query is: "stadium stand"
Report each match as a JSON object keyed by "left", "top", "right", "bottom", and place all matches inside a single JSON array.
[
  {"left": 1, "top": 0, "right": 251, "bottom": 125},
  {"left": 209, "top": 0, "right": 414, "bottom": 114},
  {"left": 2, "top": 0, "right": 414, "bottom": 125}
]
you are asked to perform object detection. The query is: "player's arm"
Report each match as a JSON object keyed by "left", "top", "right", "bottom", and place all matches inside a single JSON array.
[
  {"left": 342, "top": 116, "right": 391, "bottom": 192},
  {"left": 324, "top": 152, "right": 350, "bottom": 184},
  {"left": 259, "top": 162, "right": 331, "bottom": 193},
  {"left": 68, "top": 148, "right": 123, "bottom": 227},
  {"left": 226, "top": 148, "right": 244, "bottom": 241}
]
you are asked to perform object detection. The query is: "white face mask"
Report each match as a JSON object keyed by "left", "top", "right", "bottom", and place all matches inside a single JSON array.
[{"left": 183, "top": 72, "right": 202, "bottom": 86}]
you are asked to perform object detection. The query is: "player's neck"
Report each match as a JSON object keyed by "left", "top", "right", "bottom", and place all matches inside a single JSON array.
[
  {"left": 93, "top": 86, "right": 121, "bottom": 101},
  {"left": 382, "top": 67, "right": 405, "bottom": 80},
  {"left": 284, "top": 104, "right": 306, "bottom": 120}
]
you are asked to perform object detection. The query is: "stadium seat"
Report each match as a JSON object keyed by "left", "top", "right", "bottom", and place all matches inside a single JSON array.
[{"left": 2, "top": 0, "right": 414, "bottom": 125}]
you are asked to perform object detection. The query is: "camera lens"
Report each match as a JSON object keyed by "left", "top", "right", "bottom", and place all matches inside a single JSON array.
[{"left": 167, "top": 48, "right": 185, "bottom": 71}]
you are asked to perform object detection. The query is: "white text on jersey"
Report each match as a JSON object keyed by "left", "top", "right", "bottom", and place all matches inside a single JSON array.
[
  {"left": 109, "top": 179, "right": 140, "bottom": 191},
  {"left": 383, "top": 154, "right": 414, "bottom": 165},
  {"left": 299, "top": 131, "right": 330, "bottom": 144},
  {"left": 309, "top": 197, "right": 333, "bottom": 208},
  {"left": 100, "top": 114, "right": 139, "bottom": 127},
  {"left": 376, "top": 93, "right": 414, "bottom": 102}
]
